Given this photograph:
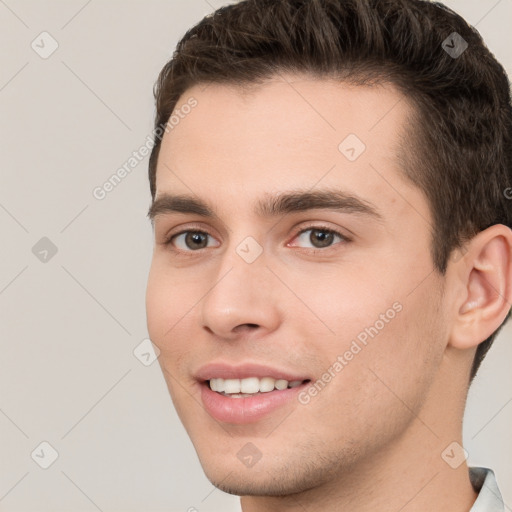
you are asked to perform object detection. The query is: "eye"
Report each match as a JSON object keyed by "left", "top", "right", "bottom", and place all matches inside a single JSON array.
[
  {"left": 164, "top": 224, "right": 349, "bottom": 255},
  {"left": 167, "top": 230, "right": 219, "bottom": 252},
  {"left": 290, "top": 225, "right": 348, "bottom": 250}
]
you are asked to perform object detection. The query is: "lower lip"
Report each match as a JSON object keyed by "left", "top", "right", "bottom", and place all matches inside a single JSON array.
[{"left": 200, "top": 382, "right": 308, "bottom": 425}]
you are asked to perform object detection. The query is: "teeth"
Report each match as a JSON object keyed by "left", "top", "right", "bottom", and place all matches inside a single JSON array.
[
  {"left": 259, "top": 377, "right": 275, "bottom": 393},
  {"left": 274, "top": 379, "right": 288, "bottom": 390},
  {"left": 224, "top": 379, "right": 241, "bottom": 394},
  {"left": 208, "top": 377, "right": 306, "bottom": 394},
  {"left": 240, "top": 377, "right": 260, "bottom": 393}
]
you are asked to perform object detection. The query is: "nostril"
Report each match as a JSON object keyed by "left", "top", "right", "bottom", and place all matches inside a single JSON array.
[{"left": 233, "top": 323, "right": 260, "bottom": 333}]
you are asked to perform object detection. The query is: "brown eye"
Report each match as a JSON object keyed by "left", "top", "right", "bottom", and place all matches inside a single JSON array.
[
  {"left": 309, "top": 229, "right": 335, "bottom": 248},
  {"left": 169, "top": 231, "right": 215, "bottom": 251},
  {"left": 292, "top": 226, "right": 347, "bottom": 250},
  {"left": 186, "top": 232, "right": 208, "bottom": 249}
]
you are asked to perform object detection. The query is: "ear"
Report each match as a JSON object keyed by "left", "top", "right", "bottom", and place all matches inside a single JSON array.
[{"left": 449, "top": 224, "right": 512, "bottom": 350}]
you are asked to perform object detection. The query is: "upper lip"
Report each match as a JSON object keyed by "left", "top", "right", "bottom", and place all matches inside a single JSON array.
[{"left": 195, "top": 361, "right": 311, "bottom": 382}]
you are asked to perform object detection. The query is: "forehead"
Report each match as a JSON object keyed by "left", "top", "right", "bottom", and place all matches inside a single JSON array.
[{"left": 154, "top": 74, "right": 427, "bottom": 224}]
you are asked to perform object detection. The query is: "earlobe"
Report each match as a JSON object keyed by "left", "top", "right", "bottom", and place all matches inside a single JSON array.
[{"left": 449, "top": 225, "right": 512, "bottom": 350}]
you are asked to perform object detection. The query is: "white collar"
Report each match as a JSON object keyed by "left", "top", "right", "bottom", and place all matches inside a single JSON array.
[{"left": 469, "top": 467, "right": 505, "bottom": 511}]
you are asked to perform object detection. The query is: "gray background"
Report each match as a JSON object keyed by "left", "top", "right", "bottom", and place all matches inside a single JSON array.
[{"left": 0, "top": 1, "right": 510, "bottom": 511}]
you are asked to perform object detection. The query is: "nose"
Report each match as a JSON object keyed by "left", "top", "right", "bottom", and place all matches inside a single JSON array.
[{"left": 200, "top": 247, "right": 281, "bottom": 341}]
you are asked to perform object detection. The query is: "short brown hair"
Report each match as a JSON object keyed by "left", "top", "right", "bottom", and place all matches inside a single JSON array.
[{"left": 148, "top": 0, "right": 512, "bottom": 381}]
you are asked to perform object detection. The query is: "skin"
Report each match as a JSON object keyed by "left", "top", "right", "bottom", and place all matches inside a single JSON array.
[{"left": 145, "top": 73, "right": 512, "bottom": 511}]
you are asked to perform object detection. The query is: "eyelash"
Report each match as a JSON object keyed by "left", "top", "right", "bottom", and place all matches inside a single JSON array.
[{"left": 163, "top": 224, "right": 349, "bottom": 256}]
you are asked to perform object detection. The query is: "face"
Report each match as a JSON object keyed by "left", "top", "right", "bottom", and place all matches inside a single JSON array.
[{"left": 146, "top": 75, "right": 449, "bottom": 496}]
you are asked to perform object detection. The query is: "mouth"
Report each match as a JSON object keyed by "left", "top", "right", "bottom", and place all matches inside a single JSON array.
[{"left": 196, "top": 363, "right": 312, "bottom": 424}]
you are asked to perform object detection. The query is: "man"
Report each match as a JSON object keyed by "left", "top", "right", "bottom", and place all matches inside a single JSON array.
[{"left": 145, "top": 0, "right": 512, "bottom": 510}]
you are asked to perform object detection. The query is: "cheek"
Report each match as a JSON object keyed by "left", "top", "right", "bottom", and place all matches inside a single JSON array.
[
  {"left": 285, "top": 262, "right": 401, "bottom": 343},
  {"left": 146, "top": 260, "right": 206, "bottom": 377},
  {"left": 145, "top": 268, "right": 169, "bottom": 343},
  {"left": 301, "top": 291, "right": 444, "bottom": 450},
  {"left": 298, "top": 256, "right": 444, "bottom": 399},
  {"left": 146, "top": 259, "right": 195, "bottom": 340},
  {"left": 348, "top": 277, "right": 445, "bottom": 410}
]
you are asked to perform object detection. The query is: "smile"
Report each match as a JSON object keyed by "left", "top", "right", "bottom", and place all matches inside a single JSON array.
[{"left": 196, "top": 363, "right": 312, "bottom": 424}]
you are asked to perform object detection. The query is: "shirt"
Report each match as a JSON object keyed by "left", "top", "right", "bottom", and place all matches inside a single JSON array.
[{"left": 470, "top": 467, "right": 505, "bottom": 511}]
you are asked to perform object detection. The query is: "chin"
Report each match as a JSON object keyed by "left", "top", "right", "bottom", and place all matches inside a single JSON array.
[
  {"left": 205, "top": 473, "right": 305, "bottom": 498},
  {"left": 197, "top": 452, "right": 331, "bottom": 498}
]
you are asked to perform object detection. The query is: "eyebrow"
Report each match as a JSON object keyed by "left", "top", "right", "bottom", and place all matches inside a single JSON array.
[{"left": 147, "top": 189, "right": 383, "bottom": 223}]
